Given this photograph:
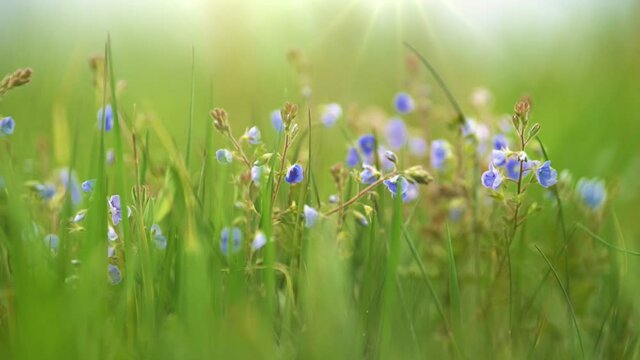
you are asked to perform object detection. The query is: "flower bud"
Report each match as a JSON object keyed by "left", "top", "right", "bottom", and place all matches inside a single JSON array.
[
  {"left": 527, "top": 123, "right": 541, "bottom": 141},
  {"left": 404, "top": 165, "right": 433, "bottom": 185},
  {"left": 384, "top": 150, "right": 397, "bottom": 164}
]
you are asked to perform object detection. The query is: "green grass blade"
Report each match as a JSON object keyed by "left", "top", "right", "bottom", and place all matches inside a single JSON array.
[
  {"left": 577, "top": 223, "right": 640, "bottom": 256},
  {"left": 534, "top": 245, "right": 585, "bottom": 359}
]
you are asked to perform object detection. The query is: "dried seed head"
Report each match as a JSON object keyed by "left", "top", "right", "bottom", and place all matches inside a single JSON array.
[
  {"left": 280, "top": 102, "right": 298, "bottom": 129},
  {"left": 514, "top": 96, "right": 532, "bottom": 117},
  {"left": 210, "top": 108, "right": 229, "bottom": 133}
]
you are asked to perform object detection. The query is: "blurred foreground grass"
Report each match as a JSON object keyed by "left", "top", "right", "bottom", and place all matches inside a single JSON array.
[{"left": 1, "top": 0, "right": 640, "bottom": 358}]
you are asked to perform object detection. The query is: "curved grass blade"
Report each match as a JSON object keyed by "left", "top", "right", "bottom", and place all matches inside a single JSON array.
[
  {"left": 403, "top": 43, "right": 465, "bottom": 124},
  {"left": 534, "top": 245, "right": 585, "bottom": 359},
  {"left": 446, "top": 223, "right": 462, "bottom": 338},
  {"left": 577, "top": 223, "right": 640, "bottom": 256}
]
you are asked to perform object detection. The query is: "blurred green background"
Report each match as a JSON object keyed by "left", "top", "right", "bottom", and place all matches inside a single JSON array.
[{"left": 1, "top": 0, "right": 639, "bottom": 235}]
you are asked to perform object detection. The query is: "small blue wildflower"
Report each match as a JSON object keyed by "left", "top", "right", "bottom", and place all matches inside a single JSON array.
[
  {"left": 108, "top": 246, "right": 116, "bottom": 258},
  {"left": 215, "top": 149, "right": 233, "bottom": 164},
  {"left": 285, "top": 164, "right": 304, "bottom": 184},
  {"left": 430, "top": 139, "right": 450, "bottom": 171},
  {"left": 409, "top": 137, "right": 427, "bottom": 157},
  {"left": 493, "top": 134, "right": 509, "bottom": 150},
  {"left": 461, "top": 118, "right": 478, "bottom": 138},
  {"left": 383, "top": 175, "right": 409, "bottom": 200},
  {"left": 252, "top": 231, "right": 267, "bottom": 251},
  {"left": 576, "top": 178, "right": 607, "bottom": 210},
  {"left": 535, "top": 160, "right": 558, "bottom": 188},
  {"left": 481, "top": 162, "right": 503, "bottom": 190},
  {"left": 43, "top": 234, "right": 59, "bottom": 255},
  {"left": 505, "top": 158, "right": 535, "bottom": 181},
  {"left": 73, "top": 210, "right": 87, "bottom": 223},
  {"left": 360, "top": 165, "right": 379, "bottom": 185},
  {"left": 304, "top": 205, "right": 319, "bottom": 228},
  {"left": 346, "top": 146, "right": 360, "bottom": 168},
  {"left": 81, "top": 179, "right": 96, "bottom": 193},
  {"left": 36, "top": 183, "right": 56, "bottom": 200},
  {"left": 108, "top": 225, "right": 118, "bottom": 241},
  {"left": 0, "top": 116, "right": 15, "bottom": 136},
  {"left": 97, "top": 105, "right": 114, "bottom": 132},
  {"left": 491, "top": 149, "right": 507, "bottom": 167},
  {"left": 393, "top": 92, "right": 415, "bottom": 114},
  {"left": 109, "top": 195, "right": 122, "bottom": 226},
  {"left": 106, "top": 148, "right": 115, "bottom": 165},
  {"left": 244, "top": 126, "right": 261, "bottom": 145},
  {"left": 151, "top": 224, "right": 167, "bottom": 250},
  {"left": 108, "top": 264, "right": 122, "bottom": 285},
  {"left": 358, "top": 134, "right": 376, "bottom": 156},
  {"left": 251, "top": 165, "right": 262, "bottom": 185},
  {"left": 386, "top": 118, "right": 407, "bottom": 150},
  {"left": 59, "top": 169, "right": 81, "bottom": 206},
  {"left": 449, "top": 201, "right": 465, "bottom": 222},
  {"left": 321, "top": 103, "right": 342, "bottom": 127},
  {"left": 404, "top": 182, "right": 419, "bottom": 202},
  {"left": 220, "top": 227, "right": 242, "bottom": 255},
  {"left": 271, "top": 110, "right": 284, "bottom": 132}
]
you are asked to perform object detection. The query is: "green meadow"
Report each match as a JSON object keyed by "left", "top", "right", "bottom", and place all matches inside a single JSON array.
[{"left": 1, "top": 0, "right": 639, "bottom": 358}]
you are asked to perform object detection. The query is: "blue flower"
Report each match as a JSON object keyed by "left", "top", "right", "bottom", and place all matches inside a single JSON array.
[
  {"left": 271, "top": 110, "right": 284, "bottom": 132},
  {"left": 358, "top": 134, "right": 376, "bottom": 156},
  {"left": 285, "top": 164, "right": 304, "bottom": 184},
  {"left": 346, "top": 146, "right": 360, "bottom": 168},
  {"left": 108, "top": 264, "right": 122, "bottom": 285},
  {"left": 97, "top": 105, "right": 114, "bottom": 132},
  {"left": 221, "top": 227, "right": 242, "bottom": 255},
  {"left": 404, "top": 182, "right": 419, "bottom": 202},
  {"left": 108, "top": 225, "right": 118, "bottom": 241},
  {"left": 321, "top": 103, "right": 342, "bottom": 127},
  {"left": 481, "top": 162, "right": 503, "bottom": 190},
  {"left": 576, "top": 178, "right": 607, "bottom": 210},
  {"left": 493, "top": 134, "right": 508, "bottom": 150},
  {"left": 251, "top": 165, "right": 262, "bottom": 185},
  {"left": 73, "top": 210, "right": 87, "bottom": 223},
  {"left": 535, "top": 160, "right": 558, "bottom": 188},
  {"left": 59, "top": 168, "right": 81, "bottom": 206},
  {"left": 244, "top": 126, "right": 261, "bottom": 144},
  {"left": 383, "top": 175, "right": 409, "bottom": 200},
  {"left": 81, "top": 179, "right": 96, "bottom": 193},
  {"left": 36, "top": 183, "right": 56, "bottom": 200},
  {"left": 386, "top": 118, "right": 407, "bottom": 150},
  {"left": 215, "top": 149, "right": 233, "bottom": 164},
  {"left": 104, "top": 149, "right": 114, "bottom": 165},
  {"left": 430, "top": 139, "right": 450, "bottom": 171},
  {"left": 252, "top": 231, "right": 267, "bottom": 251},
  {"left": 393, "top": 92, "right": 415, "bottom": 114},
  {"left": 409, "top": 137, "right": 427, "bottom": 157},
  {"left": 43, "top": 234, "right": 59, "bottom": 254},
  {"left": 108, "top": 246, "right": 116, "bottom": 258},
  {"left": 505, "top": 158, "right": 535, "bottom": 181},
  {"left": 491, "top": 149, "right": 507, "bottom": 167},
  {"left": 150, "top": 223, "right": 167, "bottom": 250},
  {"left": 360, "top": 165, "right": 379, "bottom": 185},
  {"left": 461, "top": 118, "right": 478, "bottom": 138},
  {"left": 109, "top": 195, "right": 122, "bottom": 226},
  {"left": 0, "top": 116, "right": 15, "bottom": 136},
  {"left": 304, "top": 205, "right": 319, "bottom": 228}
]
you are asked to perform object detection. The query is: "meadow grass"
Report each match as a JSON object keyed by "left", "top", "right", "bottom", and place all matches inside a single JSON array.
[{"left": 0, "top": 32, "right": 638, "bottom": 360}]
